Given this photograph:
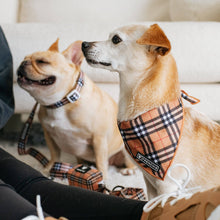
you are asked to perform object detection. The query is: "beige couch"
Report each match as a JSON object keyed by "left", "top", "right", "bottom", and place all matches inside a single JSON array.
[{"left": 1, "top": 0, "right": 220, "bottom": 121}]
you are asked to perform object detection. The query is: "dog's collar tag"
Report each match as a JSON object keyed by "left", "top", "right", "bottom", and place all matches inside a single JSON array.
[
  {"left": 118, "top": 90, "right": 199, "bottom": 181},
  {"left": 67, "top": 89, "right": 80, "bottom": 103}
]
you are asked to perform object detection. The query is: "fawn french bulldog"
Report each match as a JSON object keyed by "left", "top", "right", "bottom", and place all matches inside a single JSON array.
[{"left": 17, "top": 40, "right": 135, "bottom": 179}]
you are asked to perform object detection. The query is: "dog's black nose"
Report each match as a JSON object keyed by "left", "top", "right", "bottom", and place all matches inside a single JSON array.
[
  {"left": 82, "top": 41, "right": 91, "bottom": 49},
  {"left": 17, "top": 60, "right": 30, "bottom": 77}
]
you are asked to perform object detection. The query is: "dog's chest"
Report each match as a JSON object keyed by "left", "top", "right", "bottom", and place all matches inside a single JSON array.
[{"left": 42, "top": 111, "right": 95, "bottom": 161}]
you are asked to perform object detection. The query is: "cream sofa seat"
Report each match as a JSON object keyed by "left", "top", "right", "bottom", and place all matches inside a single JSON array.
[{"left": 1, "top": 0, "right": 220, "bottom": 121}]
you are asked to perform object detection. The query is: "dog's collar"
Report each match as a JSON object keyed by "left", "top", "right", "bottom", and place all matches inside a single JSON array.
[
  {"left": 118, "top": 90, "right": 200, "bottom": 181},
  {"left": 45, "top": 71, "right": 84, "bottom": 109}
]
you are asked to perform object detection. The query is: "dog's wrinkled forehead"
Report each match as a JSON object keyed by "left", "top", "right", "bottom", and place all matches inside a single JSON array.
[
  {"left": 109, "top": 25, "right": 147, "bottom": 41},
  {"left": 24, "top": 50, "right": 69, "bottom": 70},
  {"left": 24, "top": 51, "right": 61, "bottom": 63}
]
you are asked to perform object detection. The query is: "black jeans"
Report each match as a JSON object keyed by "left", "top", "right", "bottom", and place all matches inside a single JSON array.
[
  {"left": 0, "top": 179, "right": 46, "bottom": 219},
  {"left": 0, "top": 148, "right": 145, "bottom": 220}
]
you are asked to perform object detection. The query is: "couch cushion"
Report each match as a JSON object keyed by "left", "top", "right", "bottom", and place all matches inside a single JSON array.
[
  {"left": 13, "top": 82, "right": 220, "bottom": 121},
  {"left": 18, "top": 0, "right": 170, "bottom": 23},
  {"left": 99, "top": 83, "right": 220, "bottom": 121},
  {"left": 180, "top": 83, "right": 220, "bottom": 121},
  {"left": 2, "top": 22, "right": 220, "bottom": 84},
  {"left": 170, "top": 0, "right": 220, "bottom": 21},
  {"left": 161, "top": 22, "right": 220, "bottom": 83}
]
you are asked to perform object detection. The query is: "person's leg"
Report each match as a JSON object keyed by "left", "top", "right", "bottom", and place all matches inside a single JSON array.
[
  {"left": 0, "top": 26, "right": 14, "bottom": 129},
  {"left": 0, "top": 180, "right": 50, "bottom": 220},
  {"left": 0, "top": 147, "right": 145, "bottom": 220}
]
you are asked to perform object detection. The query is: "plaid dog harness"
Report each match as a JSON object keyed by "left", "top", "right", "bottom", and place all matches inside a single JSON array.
[{"left": 118, "top": 90, "right": 200, "bottom": 181}]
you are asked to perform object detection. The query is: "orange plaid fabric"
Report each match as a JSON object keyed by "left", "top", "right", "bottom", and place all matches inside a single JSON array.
[
  {"left": 49, "top": 163, "right": 104, "bottom": 191},
  {"left": 67, "top": 164, "right": 103, "bottom": 191},
  {"left": 118, "top": 91, "right": 199, "bottom": 181},
  {"left": 110, "top": 186, "right": 146, "bottom": 200}
]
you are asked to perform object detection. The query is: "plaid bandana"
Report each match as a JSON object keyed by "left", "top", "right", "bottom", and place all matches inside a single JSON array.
[{"left": 118, "top": 90, "right": 200, "bottom": 181}]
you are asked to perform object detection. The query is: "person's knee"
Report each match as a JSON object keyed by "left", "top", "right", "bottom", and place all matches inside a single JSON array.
[{"left": 0, "top": 180, "right": 16, "bottom": 192}]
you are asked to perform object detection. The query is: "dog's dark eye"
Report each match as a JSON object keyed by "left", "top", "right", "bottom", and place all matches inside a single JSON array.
[
  {"left": 112, "top": 35, "right": 122, "bottom": 44},
  {"left": 36, "top": 59, "right": 49, "bottom": 64}
]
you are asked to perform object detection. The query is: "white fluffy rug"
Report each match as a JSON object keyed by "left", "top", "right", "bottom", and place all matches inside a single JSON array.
[{"left": 1, "top": 144, "right": 147, "bottom": 197}]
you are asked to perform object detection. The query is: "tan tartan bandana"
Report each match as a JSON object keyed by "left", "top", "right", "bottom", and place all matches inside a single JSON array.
[{"left": 118, "top": 90, "right": 200, "bottom": 181}]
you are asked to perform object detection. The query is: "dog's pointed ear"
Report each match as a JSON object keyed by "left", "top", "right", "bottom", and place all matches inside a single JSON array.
[
  {"left": 48, "top": 38, "right": 59, "bottom": 52},
  {"left": 136, "top": 24, "right": 171, "bottom": 56},
  {"left": 62, "top": 41, "right": 84, "bottom": 66}
]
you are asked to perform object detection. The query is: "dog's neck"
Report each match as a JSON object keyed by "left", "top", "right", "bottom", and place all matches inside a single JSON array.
[
  {"left": 35, "top": 68, "right": 81, "bottom": 106},
  {"left": 118, "top": 54, "right": 180, "bottom": 121}
]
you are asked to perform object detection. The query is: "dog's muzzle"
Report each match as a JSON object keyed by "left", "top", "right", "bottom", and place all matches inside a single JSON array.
[{"left": 82, "top": 41, "right": 111, "bottom": 67}]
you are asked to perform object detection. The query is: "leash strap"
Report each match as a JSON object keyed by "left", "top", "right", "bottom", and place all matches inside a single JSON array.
[
  {"left": 18, "top": 72, "right": 85, "bottom": 167},
  {"left": 50, "top": 162, "right": 74, "bottom": 178},
  {"left": 18, "top": 102, "right": 50, "bottom": 167}
]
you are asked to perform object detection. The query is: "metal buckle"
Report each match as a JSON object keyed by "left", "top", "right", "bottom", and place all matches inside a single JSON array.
[{"left": 67, "top": 89, "right": 80, "bottom": 103}]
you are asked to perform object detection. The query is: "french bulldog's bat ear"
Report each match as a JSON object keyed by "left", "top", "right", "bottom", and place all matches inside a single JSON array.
[
  {"left": 62, "top": 41, "right": 84, "bottom": 66},
  {"left": 136, "top": 24, "right": 171, "bottom": 56},
  {"left": 48, "top": 38, "right": 59, "bottom": 52}
]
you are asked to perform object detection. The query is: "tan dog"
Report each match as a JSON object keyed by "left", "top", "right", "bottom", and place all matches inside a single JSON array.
[
  {"left": 17, "top": 40, "right": 135, "bottom": 179},
  {"left": 82, "top": 24, "right": 220, "bottom": 198}
]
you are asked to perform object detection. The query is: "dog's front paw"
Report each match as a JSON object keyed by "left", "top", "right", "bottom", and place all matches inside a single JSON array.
[{"left": 120, "top": 168, "right": 136, "bottom": 176}]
